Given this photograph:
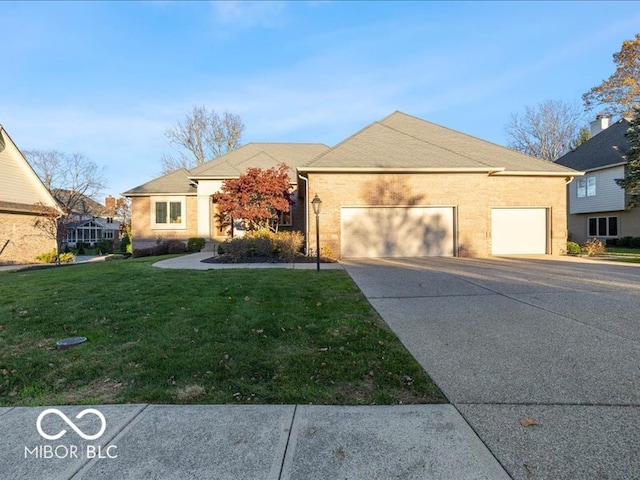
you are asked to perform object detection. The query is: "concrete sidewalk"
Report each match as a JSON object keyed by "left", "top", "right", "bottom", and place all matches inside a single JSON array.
[
  {"left": 1, "top": 404, "right": 509, "bottom": 479},
  {"left": 153, "top": 252, "right": 344, "bottom": 270}
]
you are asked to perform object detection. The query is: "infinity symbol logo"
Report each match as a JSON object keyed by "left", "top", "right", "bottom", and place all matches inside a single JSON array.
[{"left": 36, "top": 408, "right": 107, "bottom": 441}]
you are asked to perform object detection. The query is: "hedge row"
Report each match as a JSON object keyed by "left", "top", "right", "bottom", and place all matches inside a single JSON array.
[{"left": 132, "top": 240, "right": 188, "bottom": 258}]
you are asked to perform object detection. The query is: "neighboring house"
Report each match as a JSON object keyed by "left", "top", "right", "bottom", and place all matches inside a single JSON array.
[
  {"left": 124, "top": 111, "right": 580, "bottom": 258},
  {"left": 53, "top": 190, "right": 121, "bottom": 248},
  {"left": 0, "top": 124, "right": 62, "bottom": 264},
  {"left": 556, "top": 116, "right": 635, "bottom": 245}
]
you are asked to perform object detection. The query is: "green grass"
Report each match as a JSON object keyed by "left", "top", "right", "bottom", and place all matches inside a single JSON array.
[
  {"left": 0, "top": 257, "right": 445, "bottom": 406},
  {"left": 603, "top": 247, "right": 640, "bottom": 263}
]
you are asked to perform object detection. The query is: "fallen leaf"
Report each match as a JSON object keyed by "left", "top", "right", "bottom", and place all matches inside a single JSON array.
[
  {"left": 244, "top": 296, "right": 250, "bottom": 301},
  {"left": 316, "top": 302, "right": 322, "bottom": 307},
  {"left": 519, "top": 417, "right": 539, "bottom": 427}
]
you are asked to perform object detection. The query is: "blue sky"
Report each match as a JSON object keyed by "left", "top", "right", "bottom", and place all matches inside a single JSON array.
[{"left": 2, "top": 1, "right": 639, "bottom": 199}]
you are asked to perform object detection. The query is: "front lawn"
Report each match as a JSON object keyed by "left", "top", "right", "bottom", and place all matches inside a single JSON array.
[
  {"left": 0, "top": 258, "right": 445, "bottom": 406},
  {"left": 603, "top": 247, "right": 640, "bottom": 263}
]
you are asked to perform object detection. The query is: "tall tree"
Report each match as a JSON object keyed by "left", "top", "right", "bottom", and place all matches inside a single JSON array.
[
  {"left": 24, "top": 150, "right": 106, "bottom": 261},
  {"left": 213, "top": 164, "right": 291, "bottom": 233},
  {"left": 505, "top": 99, "right": 584, "bottom": 162},
  {"left": 615, "top": 108, "right": 640, "bottom": 207},
  {"left": 161, "top": 106, "right": 245, "bottom": 174},
  {"left": 583, "top": 33, "right": 640, "bottom": 119}
]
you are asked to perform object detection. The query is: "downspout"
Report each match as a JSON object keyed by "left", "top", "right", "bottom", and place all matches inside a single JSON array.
[{"left": 298, "top": 173, "right": 310, "bottom": 255}]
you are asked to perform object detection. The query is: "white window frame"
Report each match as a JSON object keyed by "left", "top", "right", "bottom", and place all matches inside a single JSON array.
[
  {"left": 577, "top": 176, "right": 597, "bottom": 198},
  {"left": 151, "top": 196, "right": 186, "bottom": 230}
]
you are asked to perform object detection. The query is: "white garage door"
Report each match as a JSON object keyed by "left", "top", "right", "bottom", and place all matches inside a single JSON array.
[
  {"left": 341, "top": 207, "right": 455, "bottom": 258},
  {"left": 491, "top": 208, "right": 547, "bottom": 255}
]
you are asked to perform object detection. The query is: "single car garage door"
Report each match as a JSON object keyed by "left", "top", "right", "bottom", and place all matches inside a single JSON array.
[
  {"left": 341, "top": 206, "right": 455, "bottom": 258},
  {"left": 491, "top": 208, "right": 547, "bottom": 255}
]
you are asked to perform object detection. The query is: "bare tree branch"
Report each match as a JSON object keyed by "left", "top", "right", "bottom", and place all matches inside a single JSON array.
[
  {"left": 162, "top": 105, "right": 245, "bottom": 174},
  {"left": 505, "top": 100, "right": 585, "bottom": 162}
]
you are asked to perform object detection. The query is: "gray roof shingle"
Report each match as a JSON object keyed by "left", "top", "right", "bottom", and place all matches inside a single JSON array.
[
  {"left": 123, "top": 169, "right": 195, "bottom": 196},
  {"left": 303, "top": 111, "right": 578, "bottom": 174},
  {"left": 556, "top": 119, "right": 630, "bottom": 171}
]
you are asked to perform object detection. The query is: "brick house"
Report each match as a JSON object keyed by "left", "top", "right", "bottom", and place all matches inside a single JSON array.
[
  {"left": 125, "top": 111, "right": 580, "bottom": 257},
  {"left": 0, "top": 124, "right": 62, "bottom": 264}
]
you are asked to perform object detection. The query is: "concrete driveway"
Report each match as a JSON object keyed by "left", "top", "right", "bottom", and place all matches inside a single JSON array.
[{"left": 342, "top": 256, "right": 640, "bottom": 480}]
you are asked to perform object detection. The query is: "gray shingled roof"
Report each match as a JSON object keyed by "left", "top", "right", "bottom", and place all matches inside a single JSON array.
[
  {"left": 556, "top": 119, "right": 630, "bottom": 171},
  {"left": 124, "top": 143, "right": 330, "bottom": 196},
  {"left": 303, "top": 111, "right": 578, "bottom": 174},
  {"left": 189, "top": 143, "right": 330, "bottom": 179},
  {"left": 123, "top": 169, "right": 196, "bottom": 196}
]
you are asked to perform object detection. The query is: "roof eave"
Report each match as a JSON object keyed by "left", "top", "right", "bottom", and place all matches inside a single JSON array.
[
  {"left": 488, "top": 171, "right": 584, "bottom": 177},
  {"left": 298, "top": 167, "right": 505, "bottom": 174},
  {"left": 583, "top": 161, "right": 627, "bottom": 173}
]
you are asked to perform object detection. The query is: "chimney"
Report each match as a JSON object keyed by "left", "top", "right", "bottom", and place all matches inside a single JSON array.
[
  {"left": 105, "top": 196, "right": 116, "bottom": 213},
  {"left": 590, "top": 115, "right": 610, "bottom": 136}
]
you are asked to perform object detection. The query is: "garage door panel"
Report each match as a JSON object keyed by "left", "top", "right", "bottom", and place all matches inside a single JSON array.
[
  {"left": 491, "top": 208, "right": 547, "bottom": 255},
  {"left": 341, "top": 207, "right": 454, "bottom": 258}
]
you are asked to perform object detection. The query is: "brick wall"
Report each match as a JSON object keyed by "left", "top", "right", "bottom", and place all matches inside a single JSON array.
[
  {"left": 0, "top": 212, "right": 57, "bottom": 264},
  {"left": 306, "top": 172, "right": 568, "bottom": 257},
  {"left": 130, "top": 196, "right": 199, "bottom": 250}
]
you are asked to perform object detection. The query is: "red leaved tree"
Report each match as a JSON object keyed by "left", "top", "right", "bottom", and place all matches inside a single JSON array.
[{"left": 213, "top": 163, "right": 292, "bottom": 233}]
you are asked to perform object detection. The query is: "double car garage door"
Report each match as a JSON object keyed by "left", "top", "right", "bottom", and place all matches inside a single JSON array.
[{"left": 340, "top": 206, "right": 548, "bottom": 257}]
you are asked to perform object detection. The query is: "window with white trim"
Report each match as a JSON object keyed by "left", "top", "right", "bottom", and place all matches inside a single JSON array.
[
  {"left": 577, "top": 176, "right": 596, "bottom": 198},
  {"left": 151, "top": 197, "right": 186, "bottom": 229},
  {"left": 588, "top": 216, "right": 618, "bottom": 237}
]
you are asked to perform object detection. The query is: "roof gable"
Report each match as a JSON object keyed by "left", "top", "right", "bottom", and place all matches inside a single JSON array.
[
  {"left": 0, "top": 125, "right": 61, "bottom": 213},
  {"left": 556, "top": 119, "right": 630, "bottom": 171},
  {"left": 189, "top": 143, "right": 330, "bottom": 178}
]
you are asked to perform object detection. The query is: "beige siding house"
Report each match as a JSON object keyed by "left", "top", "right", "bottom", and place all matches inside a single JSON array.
[
  {"left": 125, "top": 111, "right": 580, "bottom": 257},
  {"left": 0, "top": 125, "right": 62, "bottom": 264},
  {"left": 556, "top": 117, "right": 638, "bottom": 245}
]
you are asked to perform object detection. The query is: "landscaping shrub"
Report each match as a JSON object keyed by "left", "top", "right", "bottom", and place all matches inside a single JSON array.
[
  {"left": 581, "top": 238, "right": 606, "bottom": 257},
  {"left": 36, "top": 250, "right": 75, "bottom": 264},
  {"left": 631, "top": 237, "right": 640, "bottom": 249},
  {"left": 566, "top": 241, "right": 581, "bottom": 255},
  {"left": 120, "top": 234, "right": 132, "bottom": 254},
  {"left": 221, "top": 237, "right": 251, "bottom": 262},
  {"left": 187, "top": 237, "right": 206, "bottom": 252},
  {"left": 619, "top": 236, "right": 634, "bottom": 248},
  {"left": 275, "top": 231, "right": 304, "bottom": 262},
  {"left": 605, "top": 238, "right": 619, "bottom": 247},
  {"left": 132, "top": 240, "right": 186, "bottom": 258},
  {"left": 95, "top": 240, "right": 114, "bottom": 254},
  {"left": 166, "top": 239, "right": 188, "bottom": 254},
  {"left": 77, "top": 242, "right": 86, "bottom": 255}
]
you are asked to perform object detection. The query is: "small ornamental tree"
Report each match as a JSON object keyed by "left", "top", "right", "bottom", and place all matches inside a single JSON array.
[
  {"left": 213, "top": 163, "right": 292, "bottom": 233},
  {"left": 616, "top": 108, "right": 640, "bottom": 207}
]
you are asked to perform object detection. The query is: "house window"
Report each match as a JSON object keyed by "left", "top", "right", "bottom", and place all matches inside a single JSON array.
[
  {"left": 104, "top": 231, "right": 114, "bottom": 240},
  {"left": 577, "top": 176, "right": 596, "bottom": 198},
  {"left": 152, "top": 197, "right": 186, "bottom": 229},
  {"left": 588, "top": 216, "right": 618, "bottom": 237},
  {"left": 278, "top": 209, "right": 292, "bottom": 227}
]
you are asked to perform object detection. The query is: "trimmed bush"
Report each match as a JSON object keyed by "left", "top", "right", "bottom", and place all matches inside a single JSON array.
[
  {"left": 619, "top": 236, "right": 634, "bottom": 248},
  {"left": 132, "top": 240, "right": 187, "bottom": 258},
  {"left": 187, "top": 237, "right": 206, "bottom": 253},
  {"left": 631, "top": 237, "right": 640, "bottom": 249},
  {"left": 566, "top": 241, "right": 581, "bottom": 255}
]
